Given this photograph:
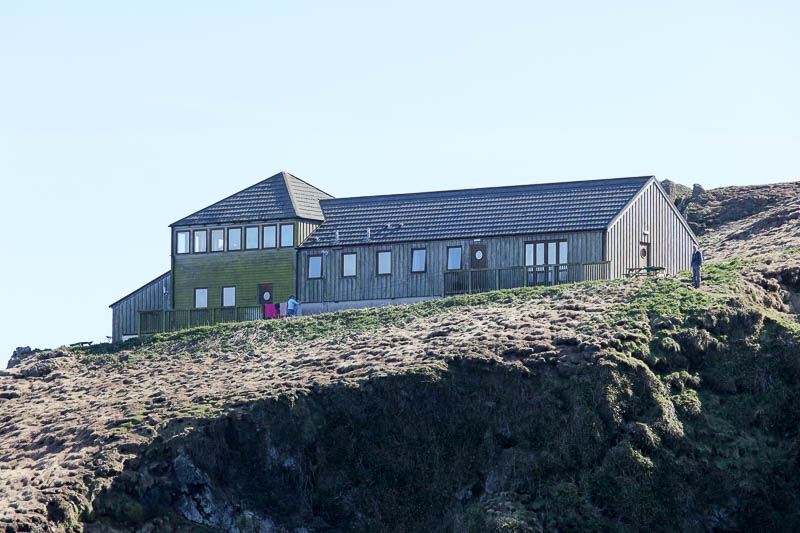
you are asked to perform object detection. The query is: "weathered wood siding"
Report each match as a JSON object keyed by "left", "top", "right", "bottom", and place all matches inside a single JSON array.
[
  {"left": 110, "top": 272, "right": 170, "bottom": 342},
  {"left": 605, "top": 180, "right": 697, "bottom": 279},
  {"left": 298, "top": 231, "right": 604, "bottom": 303},
  {"left": 171, "top": 218, "right": 310, "bottom": 310},
  {"left": 173, "top": 248, "right": 296, "bottom": 309}
]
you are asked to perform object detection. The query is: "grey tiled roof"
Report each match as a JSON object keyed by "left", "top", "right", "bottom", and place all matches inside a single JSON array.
[
  {"left": 171, "top": 172, "right": 332, "bottom": 227},
  {"left": 301, "top": 176, "right": 653, "bottom": 248}
]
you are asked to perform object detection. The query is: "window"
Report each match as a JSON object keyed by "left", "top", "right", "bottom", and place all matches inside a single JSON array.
[
  {"left": 342, "top": 252, "right": 357, "bottom": 277},
  {"left": 280, "top": 223, "right": 295, "bottom": 247},
  {"left": 525, "top": 243, "right": 534, "bottom": 266},
  {"left": 377, "top": 251, "right": 392, "bottom": 275},
  {"left": 308, "top": 255, "right": 323, "bottom": 279},
  {"left": 228, "top": 227, "right": 242, "bottom": 251},
  {"left": 245, "top": 226, "right": 259, "bottom": 249},
  {"left": 210, "top": 229, "right": 225, "bottom": 252},
  {"left": 222, "top": 286, "right": 236, "bottom": 307},
  {"left": 447, "top": 246, "right": 462, "bottom": 270},
  {"left": 411, "top": 248, "right": 426, "bottom": 273},
  {"left": 548, "top": 242, "right": 557, "bottom": 265},
  {"left": 193, "top": 230, "right": 207, "bottom": 253},
  {"left": 194, "top": 288, "right": 208, "bottom": 308},
  {"left": 262, "top": 225, "right": 277, "bottom": 248},
  {"left": 176, "top": 231, "right": 190, "bottom": 254},
  {"left": 527, "top": 241, "right": 567, "bottom": 265}
]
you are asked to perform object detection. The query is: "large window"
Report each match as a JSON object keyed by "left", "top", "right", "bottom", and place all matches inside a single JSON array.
[
  {"left": 228, "top": 227, "right": 242, "bottom": 251},
  {"left": 222, "top": 286, "right": 236, "bottom": 307},
  {"left": 377, "top": 251, "right": 392, "bottom": 275},
  {"left": 245, "top": 226, "right": 259, "bottom": 250},
  {"left": 342, "top": 252, "right": 357, "bottom": 277},
  {"left": 411, "top": 248, "right": 426, "bottom": 273},
  {"left": 176, "top": 231, "right": 190, "bottom": 254},
  {"left": 308, "top": 255, "right": 323, "bottom": 279},
  {"left": 210, "top": 229, "right": 225, "bottom": 252},
  {"left": 194, "top": 288, "right": 208, "bottom": 308},
  {"left": 193, "top": 230, "right": 207, "bottom": 253},
  {"left": 263, "top": 225, "right": 277, "bottom": 248},
  {"left": 280, "top": 223, "right": 295, "bottom": 247},
  {"left": 526, "top": 240, "right": 567, "bottom": 265},
  {"left": 447, "top": 246, "right": 462, "bottom": 270}
]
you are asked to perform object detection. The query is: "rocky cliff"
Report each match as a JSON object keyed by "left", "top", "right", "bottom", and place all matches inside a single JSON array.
[{"left": 1, "top": 181, "right": 799, "bottom": 533}]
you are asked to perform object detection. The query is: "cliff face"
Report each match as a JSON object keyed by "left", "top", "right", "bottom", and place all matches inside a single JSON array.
[{"left": 2, "top": 181, "right": 799, "bottom": 533}]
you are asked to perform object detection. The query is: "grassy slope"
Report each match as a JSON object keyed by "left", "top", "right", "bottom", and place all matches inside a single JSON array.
[{"left": 81, "top": 256, "right": 800, "bottom": 533}]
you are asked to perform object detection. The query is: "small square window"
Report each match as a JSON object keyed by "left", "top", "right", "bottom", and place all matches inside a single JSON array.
[
  {"left": 342, "top": 253, "right": 357, "bottom": 277},
  {"left": 194, "top": 288, "right": 208, "bottom": 308},
  {"left": 263, "top": 225, "right": 277, "bottom": 248},
  {"left": 245, "top": 226, "right": 259, "bottom": 249},
  {"left": 447, "top": 247, "right": 462, "bottom": 270},
  {"left": 280, "top": 224, "right": 295, "bottom": 247},
  {"left": 228, "top": 228, "right": 242, "bottom": 251},
  {"left": 176, "top": 231, "right": 190, "bottom": 254},
  {"left": 377, "top": 251, "right": 392, "bottom": 275},
  {"left": 222, "top": 286, "right": 236, "bottom": 307},
  {"left": 308, "top": 255, "right": 323, "bottom": 279},
  {"left": 210, "top": 229, "right": 225, "bottom": 252},
  {"left": 411, "top": 249, "right": 426, "bottom": 273},
  {"left": 193, "top": 230, "right": 207, "bottom": 253}
]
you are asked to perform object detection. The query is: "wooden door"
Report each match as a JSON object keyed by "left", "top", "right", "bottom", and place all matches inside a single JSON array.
[
  {"left": 639, "top": 243, "right": 651, "bottom": 268},
  {"left": 470, "top": 244, "right": 487, "bottom": 269},
  {"left": 258, "top": 283, "right": 274, "bottom": 304}
]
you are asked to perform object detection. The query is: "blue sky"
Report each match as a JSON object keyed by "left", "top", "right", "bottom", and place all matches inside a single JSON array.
[{"left": 1, "top": 1, "right": 798, "bottom": 367}]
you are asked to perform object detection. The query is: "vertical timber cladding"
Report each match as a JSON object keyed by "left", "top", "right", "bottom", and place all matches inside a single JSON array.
[
  {"left": 298, "top": 231, "right": 605, "bottom": 303},
  {"left": 605, "top": 179, "right": 698, "bottom": 279},
  {"left": 110, "top": 272, "right": 171, "bottom": 343},
  {"left": 172, "top": 222, "right": 299, "bottom": 309}
]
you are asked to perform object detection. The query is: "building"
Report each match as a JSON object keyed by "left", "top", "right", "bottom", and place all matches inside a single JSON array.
[
  {"left": 110, "top": 173, "right": 697, "bottom": 339},
  {"left": 109, "top": 172, "right": 331, "bottom": 341},
  {"left": 297, "top": 176, "right": 697, "bottom": 313},
  {"left": 109, "top": 272, "right": 171, "bottom": 342}
]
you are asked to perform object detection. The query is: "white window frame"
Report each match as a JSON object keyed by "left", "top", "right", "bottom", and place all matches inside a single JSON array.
[
  {"left": 194, "top": 288, "right": 208, "bottom": 308},
  {"left": 222, "top": 286, "right": 236, "bottom": 307}
]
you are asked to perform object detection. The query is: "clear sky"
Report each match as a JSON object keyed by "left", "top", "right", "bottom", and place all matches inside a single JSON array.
[{"left": 1, "top": 1, "right": 798, "bottom": 367}]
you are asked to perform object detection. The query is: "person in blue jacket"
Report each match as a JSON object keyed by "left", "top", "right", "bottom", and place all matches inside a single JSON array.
[
  {"left": 287, "top": 295, "right": 300, "bottom": 317},
  {"left": 691, "top": 246, "right": 703, "bottom": 289}
]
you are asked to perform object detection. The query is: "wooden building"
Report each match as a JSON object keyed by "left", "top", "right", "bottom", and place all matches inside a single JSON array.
[
  {"left": 109, "top": 272, "right": 170, "bottom": 342},
  {"left": 297, "top": 176, "right": 697, "bottom": 313},
  {"left": 168, "top": 172, "right": 331, "bottom": 312},
  {"left": 109, "top": 172, "right": 331, "bottom": 339},
  {"left": 110, "top": 173, "right": 697, "bottom": 338}
]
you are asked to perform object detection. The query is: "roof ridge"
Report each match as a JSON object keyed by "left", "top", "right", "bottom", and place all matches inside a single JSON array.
[
  {"left": 282, "top": 172, "right": 300, "bottom": 219},
  {"left": 284, "top": 172, "right": 335, "bottom": 199},
  {"left": 319, "top": 176, "right": 653, "bottom": 206}
]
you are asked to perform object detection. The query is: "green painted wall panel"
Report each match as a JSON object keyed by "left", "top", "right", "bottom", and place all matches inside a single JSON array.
[{"left": 173, "top": 248, "right": 297, "bottom": 309}]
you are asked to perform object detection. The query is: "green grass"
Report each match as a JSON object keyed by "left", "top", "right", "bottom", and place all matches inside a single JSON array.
[{"left": 77, "top": 283, "right": 578, "bottom": 366}]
